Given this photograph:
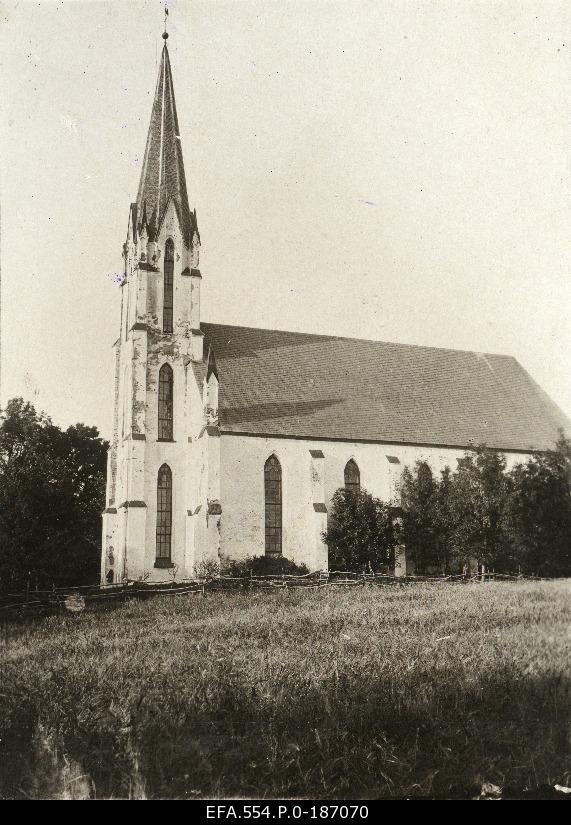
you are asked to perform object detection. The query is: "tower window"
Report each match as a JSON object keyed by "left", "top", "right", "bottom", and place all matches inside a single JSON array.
[
  {"left": 163, "top": 238, "right": 174, "bottom": 333},
  {"left": 264, "top": 455, "right": 282, "bottom": 555},
  {"left": 156, "top": 464, "right": 173, "bottom": 562},
  {"left": 158, "top": 363, "right": 174, "bottom": 440},
  {"left": 344, "top": 459, "right": 360, "bottom": 495}
]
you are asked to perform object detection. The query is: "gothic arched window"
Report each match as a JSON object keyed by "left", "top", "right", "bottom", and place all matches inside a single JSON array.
[
  {"left": 156, "top": 464, "right": 173, "bottom": 563},
  {"left": 417, "top": 462, "right": 433, "bottom": 491},
  {"left": 344, "top": 459, "right": 360, "bottom": 495},
  {"left": 163, "top": 238, "right": 174, "bottom": 333},
  {"left": 158, "top": 363, "right": 174, "bottom": 440},
  {"left": 264, "top": 455, "right": 282, "bottom": 555}
]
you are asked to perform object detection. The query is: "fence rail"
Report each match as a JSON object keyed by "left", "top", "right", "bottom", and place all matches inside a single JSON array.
[{"left": 0, "top": 569, "right": 554, "bottom": 620}]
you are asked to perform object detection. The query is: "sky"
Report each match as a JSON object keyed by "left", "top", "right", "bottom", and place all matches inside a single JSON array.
[{"left": 0, "top": 0, "right": 569, "bottom": 440}]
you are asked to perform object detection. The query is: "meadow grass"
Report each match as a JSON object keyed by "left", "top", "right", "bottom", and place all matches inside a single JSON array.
[{"left": 0, "top": 580, "right": 569, "bottom": 799}]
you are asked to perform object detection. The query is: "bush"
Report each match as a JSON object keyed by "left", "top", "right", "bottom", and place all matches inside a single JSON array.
[
  {"left": 222, "top": 555, "right": 309, "bottom": 577},
  {"left": 323, "top": 488, "right": 397, "bottom": 572},
  {"left": 193, "top": 559, "right": 221, "bottom": 581}
]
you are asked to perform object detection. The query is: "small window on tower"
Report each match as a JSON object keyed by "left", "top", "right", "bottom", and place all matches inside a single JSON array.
[
  {"left": 163, "top": 238, "right": 174, "bottom": 333},
  {"left": 158, "top": 363, "right": 174, "bottom": 440}
]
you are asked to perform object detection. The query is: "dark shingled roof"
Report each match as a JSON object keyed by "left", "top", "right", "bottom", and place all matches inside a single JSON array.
[{"left": 201, "top": 322, "right": 570, "bottom": 453}]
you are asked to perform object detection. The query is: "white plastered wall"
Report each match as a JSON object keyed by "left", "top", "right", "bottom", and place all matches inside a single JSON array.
[{"left": 219, "top": 433, "right": 532, "bottom": 571}]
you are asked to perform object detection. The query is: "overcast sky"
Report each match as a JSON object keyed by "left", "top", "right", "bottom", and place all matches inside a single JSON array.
[{"left": 1, "top": 0, "right": 569, "bottom": 440}]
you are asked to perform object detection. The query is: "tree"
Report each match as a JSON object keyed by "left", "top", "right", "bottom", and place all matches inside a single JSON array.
[
  {"left": 0, "top": 398, "right": 108, "bottom": 590},
  {"left": 400, "top": 462, "right": 457, "bottom": 573},
  {"left": 448, "top": 446, "right": 511, "bottom": 570},
  {"left": 400, "top": 462, "right": 438, "bottom": 573},
  {"left": 323, "top": 488, "right": 397, "bottom": 572},
  {"left": 433, "top": 465, "right": 455, "bottom": 572},
  {"left": 504, "top": 433, "right": 571, "bottom": 575}
]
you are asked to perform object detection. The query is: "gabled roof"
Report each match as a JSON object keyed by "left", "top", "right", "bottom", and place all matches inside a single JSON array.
[
  {"left": 136, "top": 43, "right": 198, "bottom": 247},
  {"left": 201, "top": 322, "right": 570, "bottom": 453}
]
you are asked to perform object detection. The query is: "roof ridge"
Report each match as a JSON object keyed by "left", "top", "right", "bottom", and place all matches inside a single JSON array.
[{"left": 201, "top": 320, "right": 518, "bottom": 362}]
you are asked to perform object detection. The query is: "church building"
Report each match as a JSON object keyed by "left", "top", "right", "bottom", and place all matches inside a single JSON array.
[{"left": 101, "top": 35, "right": 570, "bottom": 583}]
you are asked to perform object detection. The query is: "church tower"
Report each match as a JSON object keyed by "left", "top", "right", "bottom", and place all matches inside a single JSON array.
[{"left": 101, "top": 33, "right": 220, "bottom": 583}]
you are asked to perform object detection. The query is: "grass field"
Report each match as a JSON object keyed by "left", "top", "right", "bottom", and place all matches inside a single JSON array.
[{"left": 1, "top": 580, "right": 569, "bottom": 799}]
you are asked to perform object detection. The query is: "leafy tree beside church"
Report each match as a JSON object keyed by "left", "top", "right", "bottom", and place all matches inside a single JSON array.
[
  {"left": 327, "top": 440, "right": 571, "bottom": 576},
  {"left": 0, "top": 398, "right": 107, "bottom": 590},
  {"left": 504, "top": 434, "right": 571, "bottom": 576},
  {"left": 324, "top": 488, "right": 398, "bottom": 572},
  {"left": 400, "top": 462, "right": 456, "bottom": 574},
  {"left": 399, "top": 442, "right": 571, "bottom": 576}
]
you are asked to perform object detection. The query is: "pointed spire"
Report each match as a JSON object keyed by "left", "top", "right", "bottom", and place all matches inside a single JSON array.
[{"left": 136, "top": 41, "right": 197, "bottom": 248}]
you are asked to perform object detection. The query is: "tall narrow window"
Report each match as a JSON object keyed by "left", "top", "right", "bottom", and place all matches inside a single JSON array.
[
  {"left": 344, "top": 459, "right": 360, "bottom": 494},
  {"left": 417, "top": 462, "right": 433, "bottom": 492},
  {"left": 158, "top": 363, "right": 174, "bottom": 440},
  {"left": 156, "top": 464, "right": 173, "bottom": 563},
  {"left": 163, "top": 238, "right": 174, "bottom": 333},
  {"left": 264, "top": 455, "right": 282, "bottom": 555}
]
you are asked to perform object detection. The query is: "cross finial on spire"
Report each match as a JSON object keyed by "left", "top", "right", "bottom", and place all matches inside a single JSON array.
[{"left": 163, "top": 5, "right": 169, "bottom": 40}]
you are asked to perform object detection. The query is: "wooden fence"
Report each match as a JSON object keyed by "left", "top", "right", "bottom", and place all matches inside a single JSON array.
[{"left": 0, "top": 569, "right": 544, "bottom": 621}]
